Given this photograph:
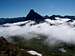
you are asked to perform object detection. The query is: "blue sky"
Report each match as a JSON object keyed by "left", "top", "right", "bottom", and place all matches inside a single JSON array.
[{"left": 0, "top": 0, "right": 75, "bottom": 18}]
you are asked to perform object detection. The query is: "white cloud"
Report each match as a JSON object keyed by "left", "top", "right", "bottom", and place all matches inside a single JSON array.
[{"left": 0, "top": 18, "right": 75, "bottom": 45}]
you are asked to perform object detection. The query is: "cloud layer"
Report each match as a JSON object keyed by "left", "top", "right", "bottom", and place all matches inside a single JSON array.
[{"left": 0, "top": 18, "right": 75, "bottom": 45}]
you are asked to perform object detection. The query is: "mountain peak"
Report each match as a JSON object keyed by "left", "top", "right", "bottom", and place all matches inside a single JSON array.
[
  {"left": 29, "top": 9, "right": 35, "bottom": 13},
  {"left": 25, "top": 9, "right": 45, "bottom": 23},
  {"left": 27, "top": 9, "right": 37, "bottom": 16}
]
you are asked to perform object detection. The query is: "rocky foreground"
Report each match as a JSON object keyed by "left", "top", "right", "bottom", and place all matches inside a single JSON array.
[
  {"left": 0, "top": 36, "right": 41, "bottom": 56},
  {"left": 0, "top": 36, "right": 75, "bottom": 56}
]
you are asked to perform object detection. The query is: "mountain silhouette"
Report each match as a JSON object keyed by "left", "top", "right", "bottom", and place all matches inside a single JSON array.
[
  {"left": 49, "top": 15, "right": 75, "bottom": 20},
  {"left": 25, "top": 9, "right": 45, "bottom": 23},
  {"left": 0, "top": 9, "right": 75, "bottom": 25},
  {"left": 0, "top": 17, "right": 26, "bottom": 25}
]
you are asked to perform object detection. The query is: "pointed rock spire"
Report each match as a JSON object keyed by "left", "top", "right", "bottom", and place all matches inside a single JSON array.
[{"left": 25, "top": 9, "right": 45, "bottom": 23}]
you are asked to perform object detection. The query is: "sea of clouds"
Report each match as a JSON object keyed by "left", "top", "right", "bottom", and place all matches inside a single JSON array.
[{"left": 0, "top": 17, "right": 75, "bottom": 46}]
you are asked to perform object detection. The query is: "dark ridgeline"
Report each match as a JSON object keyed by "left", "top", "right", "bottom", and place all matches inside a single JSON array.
[
  {"left": 25, "top": 9, "right": 45, "bottom": 23},
  {"left": 0, "top": 9, "right": 75, "bottom": 25},
  {"left": 0, "top": 17, "right": 26, "bottom": 25},
  {"left": 50, "top": 15, "right": 75, "bottom": 20},
  {"left": 0, "top": 9, "right": 45, "bottom": 24}
]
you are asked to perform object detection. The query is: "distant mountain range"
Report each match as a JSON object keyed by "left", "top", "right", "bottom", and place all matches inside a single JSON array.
[{"left": 0, "top": 9, "right": 75, "bottom": 24}]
